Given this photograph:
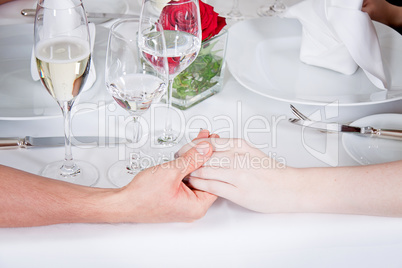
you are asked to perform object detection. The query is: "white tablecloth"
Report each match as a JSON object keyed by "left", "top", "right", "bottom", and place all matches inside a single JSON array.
[{"left": 1, "top": 0, "right": 402, "bottom": 267}]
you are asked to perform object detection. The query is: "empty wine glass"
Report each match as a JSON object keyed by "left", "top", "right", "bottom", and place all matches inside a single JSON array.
[
  {"left": 105, "top": 19, "right": 167, "bottom": 187},
  {"left": 257, "top": 0, "right": 287, "bottom": 17},
  {"left": 34, "top": 0, "right": 99, "bottom": 186},
  {"left": 225, "top": 0, "right": 244, "bottom": 21},
  {"left": 139, "top": 0, "right": 202, "bottom": 147}
]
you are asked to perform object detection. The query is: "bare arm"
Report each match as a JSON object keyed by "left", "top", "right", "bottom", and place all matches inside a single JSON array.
[
  {"left": 0, "top": 137, "right": 216, "bottom": 227},
  {"left": 0, "top": 0, "right": 14, "bottom": 5},
  {"left": 182, "top": 138, "right": 402, "bottom": 217},
  {"left": 292, "top": 161, "right": 402, "bottom": 216},
  {"left": 0, "top": 165, "right": 117, "bottom": 227},
  {"left": 362, "top": 0, "right": 402, "bottom": 28}
]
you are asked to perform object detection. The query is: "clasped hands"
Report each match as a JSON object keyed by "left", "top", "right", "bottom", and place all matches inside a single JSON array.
[
  {"left": 120, "top": 129, "right": 290, "bottom": 224},
  {"left": 140, "top": 128, "right": 402, "bottom": 221},
  {"left": 4, "top": 129, "right": 400, "bottom": 227},
  {"left": 1, "top": 129, "right": 280, "bottom": 227}
]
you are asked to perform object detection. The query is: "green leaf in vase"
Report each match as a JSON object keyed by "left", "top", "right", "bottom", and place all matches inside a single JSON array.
[{"left": 173, "top": 40, "right": 223, "bottom": 99}]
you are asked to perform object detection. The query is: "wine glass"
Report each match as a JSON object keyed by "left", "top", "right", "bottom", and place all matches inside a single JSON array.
[
  {"left": 34, "top": 0, "right": 99, "bottom": 186},
  {"left": 105, "top": 19, "right": 167, "bottom": 187},
  {"left": 139, "top": 0, "right": 202, "bottom": 147},
  {"left": 225, "top": 0, "right": 244, "bottom": 21},
  {"left": 257, "top": 0, "right": 287, "bottom": 17}
]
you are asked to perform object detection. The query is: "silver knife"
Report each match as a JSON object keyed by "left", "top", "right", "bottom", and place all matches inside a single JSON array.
[
  {"left": 289, "top": 118, "right": 402, "bottom": 140},
  {"left": 0, "top": 136, "right": 128, "bottom": 149},
  {"left": 21, "top": 9, "right": 139, "bottom": 20}
]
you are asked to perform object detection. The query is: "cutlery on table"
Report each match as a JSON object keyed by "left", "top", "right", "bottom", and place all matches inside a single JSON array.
[
  {"left": 290, "top": 104, "right": 311, "bottom": 121},
  {"left": 289, "top": 105, "right": 402, "bottom": 140},
  {"left": 21, "top": 9, "right": 139, "bottom": 20},
  {"left": 0, "top": 136, "right": 127, "bottom": 149},
  {"left": 289, "top": 118, "right": 402, "bottom": 140}
]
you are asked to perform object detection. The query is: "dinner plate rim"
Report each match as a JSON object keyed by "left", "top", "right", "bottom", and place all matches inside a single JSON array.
[
  {"left": 342, "top": 113, "right": 402, "bottom": 165},
  {"left": 227, "top": 17, "right": 402, "bottom": 107},
  {"left": 0, "top": 23, "right": 112, "bottom": 121}
]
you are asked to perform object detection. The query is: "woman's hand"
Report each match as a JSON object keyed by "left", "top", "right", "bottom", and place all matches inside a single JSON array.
[
  {"left": 179, "top": 137, "right": 402, "bottom": 217},
  {"left": 178, "top": 138, "right": 299, "bottom": 213}
]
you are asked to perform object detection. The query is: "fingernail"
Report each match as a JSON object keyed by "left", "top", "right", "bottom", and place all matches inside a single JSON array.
[{"left": 195, "top": 142, "right": 210, "bottom": 155}]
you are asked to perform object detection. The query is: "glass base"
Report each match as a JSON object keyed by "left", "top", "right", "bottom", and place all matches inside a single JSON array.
[
  {"left": 152, "top": 137, "right": 188, "bottom": 164},
  {"left": 225, "top": 10, "right": 244, "bottom": 21},
  {"left": 257, "top": 3, "right": 286, "bottom": 17},
  {"left": 157, "top": 132, "right": 179, "bottom": 146},
  {"left": 41, "top": 160, "right": 99, "bottom": 186},
  {"left": 108, "top": 149, "right": 169, "bottom": 187},
  {"left": 107, "top": 160, "right": 143, "bottom": 188}
]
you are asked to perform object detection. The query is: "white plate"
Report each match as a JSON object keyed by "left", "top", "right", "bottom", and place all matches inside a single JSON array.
[
  {"left": 342, "top": 114, "right": 402, "bottom": 165},
  {"left": 227, "top": 17, "right": 402, "bottom": 106},
  {"left": 0, "top": 24, "right": 112, "bottom": 120}
]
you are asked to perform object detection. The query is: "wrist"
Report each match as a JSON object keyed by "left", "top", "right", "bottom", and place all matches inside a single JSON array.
[
  {"left": 279, "top": 167, "right": 313, "bottom": 213},
  {"left": 285, "top": 167, "right": 325, "bottom": 213},
  {"left": 258, "top": 166, "right": 308, "bottom": 213},
  {"left": 76, "top": 187, "right": 134, "bottom": 224},
  {"left": 88, "top": 187, "right": 137, "bottom": 223}
]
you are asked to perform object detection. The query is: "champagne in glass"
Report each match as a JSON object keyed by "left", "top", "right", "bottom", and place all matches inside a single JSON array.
[
  {"left": 105, "top": 19, "right": 167, "bottom": 187},
  {"left": 139, "top": 0, "right": 202, "bottom": 147},
  {"left": 36, "top": 38, "right": 90, "bottom": 101},
  {"left": 34, "top": 0, "right": 98, "bottom": 186}
]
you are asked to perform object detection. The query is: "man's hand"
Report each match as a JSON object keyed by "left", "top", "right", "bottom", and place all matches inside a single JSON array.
[
  {"left": 113, "top": 132, "right": 217, "bottom": 223},
  {"left": 0, "top": 131, "right": 217, "bottom": 227}
]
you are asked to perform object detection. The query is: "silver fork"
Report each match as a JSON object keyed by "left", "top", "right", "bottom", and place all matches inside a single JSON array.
[{"left": 290, "top": 105, "right": 311, "bottom": 121}]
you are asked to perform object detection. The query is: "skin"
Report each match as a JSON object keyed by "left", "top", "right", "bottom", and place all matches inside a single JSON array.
[
  {"left": 362, "top": 0, "right": 402, "bottom": 27},
  {"left": 0, "top": 130, "right": 218, "bottom": 227},
  {"left": 0, "top": 0, "right": 14, "bottom": 5},
  {"left": 179, "top": 138, "right": 402, "bottom": 217}
]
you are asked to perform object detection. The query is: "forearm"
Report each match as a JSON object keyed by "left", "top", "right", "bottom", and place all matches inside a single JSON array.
[
  {"left": 0, "top": 0, "right": 14, "bottom": 5},
  {"left": 389, "top": 4, "right": 402, "bottom": 28},
  {"left": 294, "top": 160, "right": 402, "bottom": 216},
  {"left": 363, "top": 0, "right": 402, "bottom": 28},
  {"left": 0, "top": 165, "right": 122, "bottom": 227}
]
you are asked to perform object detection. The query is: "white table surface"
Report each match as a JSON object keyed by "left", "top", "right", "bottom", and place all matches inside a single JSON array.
[{"left": 1, "top": 0, "right": 402, "bottom": 267}]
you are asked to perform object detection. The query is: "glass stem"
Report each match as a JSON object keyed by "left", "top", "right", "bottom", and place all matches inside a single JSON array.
[
  {"left": 60, "top": 101, "right": 79, "bottom": 176},
  {"left": 163, "top": 78, "right": 174, "bottom": 137},
  {"left": 128, "top": 115, "right": 141, "bottom": 171},
  {"left": 227, "top": 0, "right": 243, "bottom": 20},
  {"left": 231, "top": 0, "right": 240, "bottom": 12}
]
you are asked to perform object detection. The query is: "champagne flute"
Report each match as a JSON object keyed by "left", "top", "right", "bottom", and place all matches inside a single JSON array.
[
  {"left": 257, "top": 0, "right": 287, "bottom": 17},
  {"left": 34, "top": 0, "right": 99, "bottom": 186},
  {"left": 105, "top": 19, "right": 167, "bottom": 187},
  {"left": 139, "top": 0, "right": 202, "bottom": 147}
]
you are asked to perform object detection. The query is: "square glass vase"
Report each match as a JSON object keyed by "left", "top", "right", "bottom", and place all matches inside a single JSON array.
[{"left": 171, "top": 29, "right": 228, "bottom": 110}]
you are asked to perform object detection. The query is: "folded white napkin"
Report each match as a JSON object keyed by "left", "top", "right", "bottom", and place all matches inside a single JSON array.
[
  {"left": 31, "top": 23, "right": 96, "bottom": 92},
  {"left": 284, "top": 0, "right": 388, "bottom": 90}
]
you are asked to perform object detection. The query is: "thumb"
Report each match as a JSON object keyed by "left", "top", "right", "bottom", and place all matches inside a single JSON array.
[
  {"left": 192, "top": 129, "right": 210, "bottom": 141},
  {"left": 174, "top": 141, "right": 212, "bottom": 177}
]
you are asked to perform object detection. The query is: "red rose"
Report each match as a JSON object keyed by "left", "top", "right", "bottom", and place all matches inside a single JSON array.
[
  {"left": 159, "top": 0, "right": 226, "bottom": 42},
  {"left": 199, "top": 0, "right": 226, "bottom": 41},
  {"left": 159, "top": 0, "right": 199, "bottom": 37},
  {"left": 143, "top": 51, "right": 180, "bottom": 76}
]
